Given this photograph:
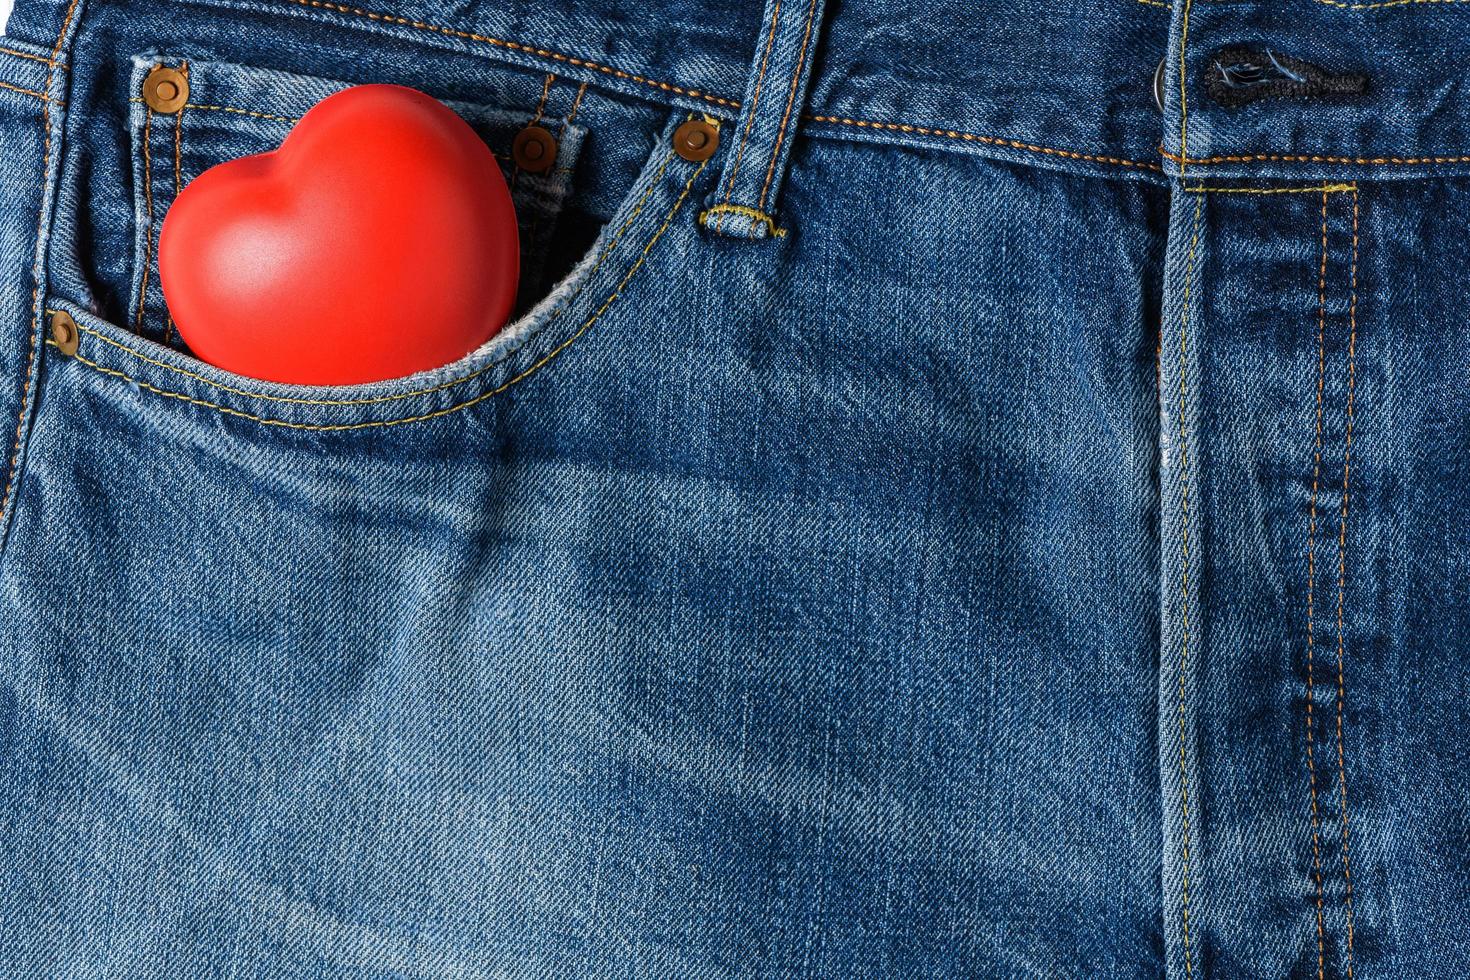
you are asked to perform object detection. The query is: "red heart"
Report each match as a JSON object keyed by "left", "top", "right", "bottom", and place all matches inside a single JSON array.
[{"left": 159, "top": 84, "right": 519, "bottom": 385}]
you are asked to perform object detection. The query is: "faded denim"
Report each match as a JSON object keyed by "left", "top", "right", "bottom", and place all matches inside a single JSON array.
[{"left": 0, "top": 0, "right": 1466, "bottom": 976}]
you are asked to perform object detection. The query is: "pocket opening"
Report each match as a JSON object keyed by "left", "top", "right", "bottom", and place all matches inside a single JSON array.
[{"left": 45, "top": 107, "right": 714, "bottom": 431}]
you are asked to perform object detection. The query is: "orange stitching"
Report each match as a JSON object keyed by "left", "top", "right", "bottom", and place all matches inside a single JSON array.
[
  {"left": 757, "top": 0, "right": 820, "bottom": 211},
  {"left": 529, "top": 72, "right": 554, "bottom": 123},
  {"left": 167, "top": 63, "right": 188, "bottom": 345},
  {"left": 1179, "top": 0, "right": 1194, "bottom": 180},
  {"left": 0, "top": 79, "right": 51, "bottom": 101},
  {"left": 1187, "top": 184, "right": 1356, "bottom": 195},
  {"left": 803, "top": 115, "right": 1163, "bottom": 171},
  {"left": 1315, "top": 0, "right": 1469, "bottom": 8},
  {"left": 716, "top": 0, "right": 782, "bottom": 232},
  {"left": 180, "top": 102, "right": 298, "bottom": 123},
  {"left": 272, "top": 0, "right": 738, "bottom": 107},
  {"left": 0, "top": 45, "right": 68, "bottom": 68},
  {"left": 1333, "top": 184, "right": 1361, "bottom": 979},
  {"left": 2, "top": 0, "right": 80, "bottom": 536},
  {"left": 50, "top": 140, "right": 682, "bottom": 407},
  {"left": 1305, "top": 188, "right": 1332, "bottom": 980},
  {"left": 563, "top": 81, "right": 588, "bottom": 125},
  {"left": 1175, "top": 196, "right": 1202, "bottom": 980},
  {"left": 1164, "top": 146, "right": 1470, "bottom": 166},
  {"left": 59, "top": 157, "right": 709, "bottom": 430},
  {"left": 135, "top": 97, "right": 156, "bottom": 334}
]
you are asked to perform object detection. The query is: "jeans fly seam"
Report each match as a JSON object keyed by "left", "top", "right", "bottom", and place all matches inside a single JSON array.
[
  {"left": 1332, "top": 184, "right": 1361, "bottom": 978},
  {"left": 54, "top": 155, "right": 707, "bottom": 428},
  {"left": 1179, "top": 0, "right": 1194, "bottom": 178},
  {"left": 715, "top": 0, "right": 781, "bottom": 232},
  {"left": 1306, "top": 187, "right": 1332, "bottom": 980},
  {"left": 757, "top": 0, "right": 819, "bottom": 211},
  {"left": 1174, "top": 195, "right": 1202, "bottom": 980},
  {"left": 3, "top": 0, "right": 81, "bottom": 542}
]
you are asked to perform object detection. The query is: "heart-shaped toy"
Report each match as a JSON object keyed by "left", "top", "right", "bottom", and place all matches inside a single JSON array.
[{"left": 159, "top": 84, "right": 519, "bottom": 385}]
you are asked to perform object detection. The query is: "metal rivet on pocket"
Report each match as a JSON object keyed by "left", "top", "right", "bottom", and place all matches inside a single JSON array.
[
  {"left": 673, "top": 119, "right": 719, "bottom": 162},
  {"left": 511, "top": 125, "right": 557, "bottom": 173},
  {"left": 49, "top": 310, "right": 78, "bottom": 356},
  {"left": 142, "top": 64, "right": 189, "bottom": 114}
]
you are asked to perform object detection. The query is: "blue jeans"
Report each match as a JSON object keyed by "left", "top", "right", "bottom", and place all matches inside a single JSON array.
[{"left": 0, "top": 0, "right": 1464, "bottom": 975}]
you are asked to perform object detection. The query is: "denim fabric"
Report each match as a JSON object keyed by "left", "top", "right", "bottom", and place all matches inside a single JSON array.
[{"left": 0, "top": 0, "right": 1466, "bottom": 977}]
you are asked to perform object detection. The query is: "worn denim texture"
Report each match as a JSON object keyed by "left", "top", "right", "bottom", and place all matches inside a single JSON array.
[{"left": 0, "top": 0, "right": 1466, "bottom": 976}]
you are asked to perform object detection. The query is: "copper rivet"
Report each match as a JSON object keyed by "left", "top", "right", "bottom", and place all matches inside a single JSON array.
[
  {"left": 511, "top": 125, "right": 557, "bottom": 173},
  {"left": 49, "top": 310, "right": 78, "bottom": 356},
  {"left": 142, "top": 65, "right": 189, "bottom": 113},
  {"left": 673, "top": 119, "right": 719, "bottom": 162}
]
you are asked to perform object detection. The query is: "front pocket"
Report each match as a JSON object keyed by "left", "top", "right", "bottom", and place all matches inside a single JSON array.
[
  {"left": 125, "top": 54, "right": 588, "bottom": 349},
  {"left": 51, "top": 107, "right": 716, "bottom": 430}
]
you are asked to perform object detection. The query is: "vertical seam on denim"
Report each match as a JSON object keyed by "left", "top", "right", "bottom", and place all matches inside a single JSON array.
[
  {"left": 1333, "top": 183, "right": 1361, "bottom": 979},
  {"left": 3, "top": 0, "right": 82, "bottom": 539},
  {"left": 757, "top": 0, "right": 819, "bottom": 212},
  {"left": 563, "top": 81, "right": 588, "bottom": 125},
  {"left": 715, "top": 0, "right": 781, "bottom": 232},
  {"left": 1175, "top": 195, "right": 1202, "bottom": 980},
  {"left": 1306, "top": 187, "right": 1332, "bottom": 980},
  {"left": 511, "top": 72, "right": 555, "bottom": 191},
  {"left": 1179, "top": 0, "right": 1194, "bottom": 177},
  {"left": 135, "top": 96, "right": 156, "bottom": 334},
  {"left": 166, "top": 61, "right": 187, "bottom": 345}
]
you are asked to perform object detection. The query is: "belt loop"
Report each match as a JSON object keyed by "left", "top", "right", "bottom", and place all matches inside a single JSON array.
[{"left": 700, "top": 0, "right": 828, "bottom": 240}]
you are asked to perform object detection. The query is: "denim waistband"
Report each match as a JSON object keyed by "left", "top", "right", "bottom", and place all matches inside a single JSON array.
[{"left": 8, "top": 0, "right": 1470, "bottom": 182}]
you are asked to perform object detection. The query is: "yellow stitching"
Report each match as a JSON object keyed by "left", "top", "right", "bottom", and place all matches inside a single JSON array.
[
  {"left": 1315, "top": 0, "right": 1468, "bottom": 7},
  {"left": 61, "top": 158, "right": 708, "bottom": 430},
  {"left": 0, "top": 44, "right": 68, "bottom": 67},
  {"left": 1333, "top": 183, "right": 1361, "bottom": 979},
  {"left": 803, "top": 115, "right": 1163, "bottom": 171},
  {"left": 1306, "top": 187, "right": 1332, "bottom": 980},
  {"left": 1164, "top": 146, "right": 1470, "bottom": 166},
  {"left": 182, "top": 102, "right": 299, "bottom": 123},
  {"left": 564, "top": 81, "right": 588, "bottom": 124},
  {"left": 699, "top": 204, "right": 787, "bottom": 237},
  {"left": 757, "top": 0, "right": 820, "bottom": 211},
  {"left": 1179, "top": 0, "right": 1193, "bottom": 180},
  {"left": 52, "top": 143, "right": 682, "bottom": 407},
  {"left": 135, "top": 99, "right": 156, "bottom": 334},
  {"left": 1175, "top": 196, "right": 1201, "bottom": 980},
  {"left": 1136, "top": 0, "right": 1170, "bottom": 7},
  {"left": 272, "top": 0, "right": 738, "bottom": 107},
  {"left": 3, "top": 0, "right": 79, "bottom": 533},
  {"left": 1186, "top": 184, "right": 1357, "bottom": 195},
  {"left": 130, "top": 98, "right": 299, "bottom": 124},
  {"left": 716, "top": 0, "right": 782, "bottom": 232},
  {"left": 167, "top": 64, "right": 188, "bottom": 345},
  {"left": 0, "top": 79, "right": 51, "bottom": 101}
]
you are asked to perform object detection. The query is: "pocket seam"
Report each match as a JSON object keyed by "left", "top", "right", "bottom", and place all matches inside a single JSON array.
[
  {"left": 51, "top": 150, "right": 708, "bottom": 430},
  {"left": 76, "top": 142, "right": 680, "bottom": 407}
]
